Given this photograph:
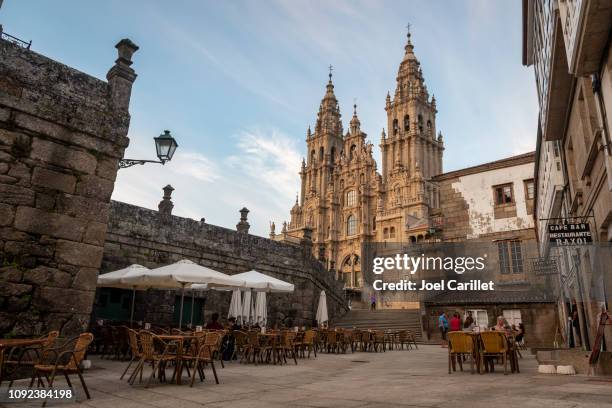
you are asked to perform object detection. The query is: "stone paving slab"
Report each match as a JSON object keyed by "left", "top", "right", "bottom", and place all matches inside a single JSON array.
[{"left": 2, "top": 345, "right": 611, "bottom": 408}]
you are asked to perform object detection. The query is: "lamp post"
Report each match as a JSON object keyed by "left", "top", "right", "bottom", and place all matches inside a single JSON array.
[{"left": 119, "top": 130, "right": 178, "bottom": 169}]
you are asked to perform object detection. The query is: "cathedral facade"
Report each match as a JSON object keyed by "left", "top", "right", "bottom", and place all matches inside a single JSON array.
[{"left": 274, "top": 32, "right": 444, "bottom": 296}]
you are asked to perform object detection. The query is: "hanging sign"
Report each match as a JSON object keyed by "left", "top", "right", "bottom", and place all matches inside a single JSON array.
[{"left": 548, "top": 223, "right": 592, "bottom": 245}]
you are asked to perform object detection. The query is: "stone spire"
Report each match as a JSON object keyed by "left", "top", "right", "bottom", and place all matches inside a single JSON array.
[
  {"left": 349, "top": 103, "right": 361, "bottom": 135},
  {"left": 315, "top": 66, "right": 342, "bottom": 138},
  {"left": 395, "top": 29, "right": 427, "bottom": 101}
]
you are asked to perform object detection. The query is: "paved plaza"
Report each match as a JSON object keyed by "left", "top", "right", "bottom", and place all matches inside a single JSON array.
[{"left": 4, "top": 345, "right": 612, "bottom": 408}]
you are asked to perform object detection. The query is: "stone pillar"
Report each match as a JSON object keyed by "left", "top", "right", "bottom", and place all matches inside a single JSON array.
[
  {"left": 158, "top": 184, "right": 174, "bottom": 223},
  {"left": 236, "top": 207, "right": 250, "bottom": 234},
  {"left": 0, "top": 37, "right": 138, "bottom": 336}
]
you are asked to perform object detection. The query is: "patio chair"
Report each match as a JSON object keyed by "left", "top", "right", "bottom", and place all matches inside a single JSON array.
[
  {"left": 230, "top": 330, "right": 248, "bottom": 361},
  {"left": 326, "top": 331, "right": 339, "bottom": 354},
  {"left": 2, "top": 331, "right": 59, "bottom": 389},
  {"left": 447, "top": 332, "right": 476, "bottom": 374},
  {"left": 183, "top": 333, "right": 219, "bottom": 387},
  {"left": 241, "top": 331, "right": 261, "bottom": 364},
  {"left": 29, "top": 333, "right": 94, "bottom": 402},
  {"left": 120, "top": 329, "right": 141, "bottom": 380},
  {"left": 127, "top": 331, "right": 178, "bottom": 387},
  {"left": 372, "top": 330, "right": 386, "bottom": 352},
  {"left": 299, "top": 330, "right": 317, "bottom": 358},
  {"left": 397, "top": 330, "right": 413, "bottom": 350},
  {"left": 479, "top": 331, "right": 509, "bottom": 375},
  {"left": 278, "top": 332, "right": 298, "bottom": 365}
]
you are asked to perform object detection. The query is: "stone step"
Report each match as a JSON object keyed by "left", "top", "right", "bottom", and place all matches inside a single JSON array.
[{"left": 333, "top": 309, "right": 423, "bottom": 339}]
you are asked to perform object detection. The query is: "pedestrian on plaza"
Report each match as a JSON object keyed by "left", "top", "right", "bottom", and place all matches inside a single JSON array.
[
  {"left": 438, "top": 311, "right": 449, "bottom": 347},
  {"left": 450, "top": 312, "right": 462, "bottom": 332},
  {"left": 370, "top": 294, "right": 376, "bottom": 311}
]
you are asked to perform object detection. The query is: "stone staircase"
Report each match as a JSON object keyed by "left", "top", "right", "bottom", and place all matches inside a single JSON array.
[{"left": 332, "top": 309, "right": 423, "bottom": 340}]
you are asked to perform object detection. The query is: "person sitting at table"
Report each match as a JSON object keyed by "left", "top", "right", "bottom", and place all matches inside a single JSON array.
[
  {"left": 515, "top": 322, "right": 525, "bottom": 343},
  {"left": 449, "top": 313, "right": 462, "bottom": 332},
  {"left": 463, "top": 311, "right": 476, "bottom": 331},
  {"left": 228, "top": 316, "right": 241, "bottom": 330},
  {"left": 205, "top": 313, "right": 224, "bottom": 330},
  {"left": 494, "top": 316, "right": 512, "bottom": 334}
]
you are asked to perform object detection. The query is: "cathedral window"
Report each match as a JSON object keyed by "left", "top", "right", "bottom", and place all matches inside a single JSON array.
[
  {"left": 346, "top": 215, "right": 357, "bottom": 236},
  {"left": 390, "top": 227, "right": 396, "bottom": 239},
  {"left": 393, "top": 119, "right": 399, "bottom": 135},
  {"left": 331, "top": 147, "right": 336, "bottom": 163},
  {"left": 403, "top": 115, "right": 410, "bottom": 131},
  {"left": 418, "top": 114, "right": 423, "bottom": 133},
  {"left": 346, "top": 190, "right": 357, "bottom": 207},
  {"left": 310, "top": 150, "right": 315, "bottom": 164},
  {"left": 372, "top": 217, "right": 376, "bottom": 230},
  {"left": 383, "top": 227, "right": 389, "bottom": 239},
  {"left": 427, "top": 120, "right": 432, "bottom": 130},
  {"left": 319, "top": 147, "right": 324, "bottom": 161}
]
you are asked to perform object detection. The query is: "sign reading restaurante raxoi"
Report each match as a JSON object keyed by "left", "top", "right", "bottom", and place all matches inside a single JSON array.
[{"left": 548, "top": 222, "right": 593, "bottom": 245}]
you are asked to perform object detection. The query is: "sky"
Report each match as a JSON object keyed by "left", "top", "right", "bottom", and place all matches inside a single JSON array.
[{"left": 1, "top": 1, "right": 539, "bottom": 237}]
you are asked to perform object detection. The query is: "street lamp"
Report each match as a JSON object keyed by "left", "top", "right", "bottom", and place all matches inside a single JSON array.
[{"left": 119, "top": 130, "right": 178, "bottom": 169}]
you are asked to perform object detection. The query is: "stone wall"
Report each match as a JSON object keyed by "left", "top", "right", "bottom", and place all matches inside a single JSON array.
[
  {"left": 0, "top": 38, "right": 138, "bottom": 336},
  {"left": 100, "top": 199, "right": 348, "bottom": 327}
]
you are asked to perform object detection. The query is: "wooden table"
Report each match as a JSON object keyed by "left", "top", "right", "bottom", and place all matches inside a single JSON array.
[{"left": 0, "top": 338, "right": 46, "bottom": 383}]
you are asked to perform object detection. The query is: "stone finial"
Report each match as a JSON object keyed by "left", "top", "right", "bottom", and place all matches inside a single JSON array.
[
  {"left": 269, "top": 221, "right": 276, "bottom": 239},
  {"left": 236, "top": 207, "right": 250, "bottom": 234},
  {"left": 158, "top": 184, "right": 174, "bottom": 223},
  {"left": 106, "top": 38, "right": 139, "bottom": 111}
]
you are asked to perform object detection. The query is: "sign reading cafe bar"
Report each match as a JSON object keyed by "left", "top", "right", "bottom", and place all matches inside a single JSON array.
[{"left": 548, "top": 222, "right": 592, "bottom": 245}]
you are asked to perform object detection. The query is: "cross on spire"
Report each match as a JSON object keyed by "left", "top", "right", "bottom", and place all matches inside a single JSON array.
[
  {"left": 328, "top": 64, "right": 333, "bottom": 80},
  {"left": 406, "top": 23, "right": 411, "bottom": 38}
]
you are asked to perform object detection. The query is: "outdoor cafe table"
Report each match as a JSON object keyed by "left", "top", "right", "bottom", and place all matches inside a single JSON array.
[
  {"left": 0, "top": 338, "right": 47, "bottom": 382},
  {"left": 156, "top": 334, "right": 199, "bottom": 385}
]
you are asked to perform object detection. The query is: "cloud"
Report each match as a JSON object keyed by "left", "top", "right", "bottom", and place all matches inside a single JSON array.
[{"left": 112, "top": 128, "right": 301, "bottom": 237}]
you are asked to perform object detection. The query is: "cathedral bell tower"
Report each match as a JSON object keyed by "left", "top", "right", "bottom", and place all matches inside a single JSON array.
[{"left": 381, "top": 30, "right": 443, "bottom": 182}]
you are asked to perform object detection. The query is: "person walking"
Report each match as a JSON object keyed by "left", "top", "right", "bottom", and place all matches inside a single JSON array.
[
  {"left": 438, "top": 311, "right": 449, "bottom": 347},
  {"left": 370, "top": 294, "right": 376, "bottom": 311}
]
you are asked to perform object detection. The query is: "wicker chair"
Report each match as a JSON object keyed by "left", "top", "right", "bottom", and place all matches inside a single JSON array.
[
  {"left": 298, "top": 330, "right": 317, "bottom": 358},
  {"left": 127, "top": 331, "right": 178, "bottom": 387},
  {"left": 479, "top": 331, "right": 509, "bottom": 375},
  {"left": 447, "top": 332, "right": 476, "bottom": 374},
  {"left": 29, "top": 333, "right": 94, "bottom": 401},
  {"left": 372, "top": 330, "right": 386, "bottom": 352},
  {"left": 2, "top": 331, "right": 59, "bottom": 389},
  {"left": 278, "top": 332, "right": 298, "bottom": 365},
  {"left": 120, "top": 329, "right": 141, "bottom": 380},
  {"left": 182, "top": 333, "right": 219, "bottom": 386}
]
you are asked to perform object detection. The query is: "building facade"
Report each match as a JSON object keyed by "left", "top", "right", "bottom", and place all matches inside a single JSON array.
[
  {"left": 523, "top": 0, "right": 612, "bottom": 351},
  {"left": 276, "top": 32, "right": 443, "bottom": 301},
  {"left": 424, "top": 153, "right": 557, "bottom": 347}
]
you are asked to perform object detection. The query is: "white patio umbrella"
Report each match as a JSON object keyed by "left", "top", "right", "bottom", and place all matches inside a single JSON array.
[
  {"left": 316, "top": 290, "right": 329, "bottom": 327},
  {"left": 96, "top": 264, "right": 150, "bottom": 325},
  {"left": 241, "top": 290, "right": 253, "bottom": 325},
  {"left": 231, "top": 270, "right": 294, "bottom": 293},
  {"left": 254, "top": 292, "right": 267, "bottom": 327},
  {"left": 228, "top": 289, "right": 243, "bottom": 323},
  {"left": 120, "top": 259, "right": 245, "bottom": 329}
]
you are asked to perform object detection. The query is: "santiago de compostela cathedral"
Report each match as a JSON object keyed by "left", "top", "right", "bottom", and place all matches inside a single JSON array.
[{"left": 273, "top": 32, "right": 445, "bottom": 300}]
